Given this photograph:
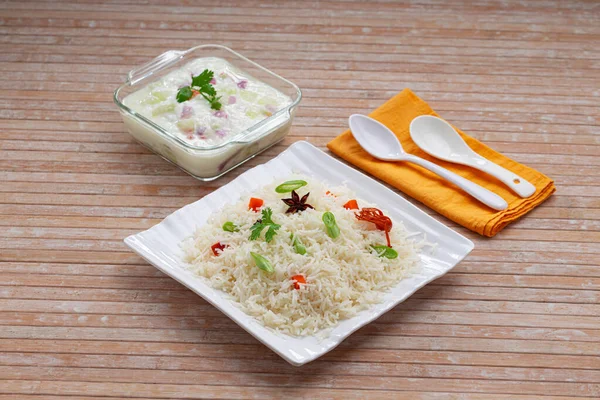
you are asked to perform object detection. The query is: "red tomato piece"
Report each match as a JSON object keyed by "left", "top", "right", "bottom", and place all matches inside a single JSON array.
[
  {"left": 248, "top": 197, "right": 264, "bottom": 211},
  {"left": 343, "top": 199, "right": 359, "bottom": 210},
  {"left": 291, "top": 274, "right": 306, "bottom": 290}
]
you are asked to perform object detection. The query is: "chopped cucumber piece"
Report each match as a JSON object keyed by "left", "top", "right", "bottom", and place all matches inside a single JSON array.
[
  {"left": 176, "top": 119, "right": 195, "bottom": 133},
  {"left": 151, "top": 103, "right": 176, "bottom": 116},
  {"left": 240, "top": 91, "right": 258, "bottom": 102},
  {"left": 141, "top": 96, "right": 161, "bottom": 105},
  {"left": 245, "top": 109, "right": 260, "bottom": 119},
  {"left": 258, "top": 96, "right": 276, "bottom": 105},
  {"left": 141, "top": 91, "right": 169, "bottom": 105},
  {"left": 221, "top": 87, "right": 237, "bottom": 95}
]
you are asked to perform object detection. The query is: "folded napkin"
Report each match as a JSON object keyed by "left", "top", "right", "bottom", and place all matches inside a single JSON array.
[{"left": 327, "top": 89, "right": 555, "bottom": 237}]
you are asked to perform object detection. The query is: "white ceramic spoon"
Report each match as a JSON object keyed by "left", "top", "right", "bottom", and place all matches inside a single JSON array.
[
  {"left": 410, "top": 115, "right": 536, "bottom": 198},
  {"left": 349, "top": 114, "right": 508, "bottom": 211}
]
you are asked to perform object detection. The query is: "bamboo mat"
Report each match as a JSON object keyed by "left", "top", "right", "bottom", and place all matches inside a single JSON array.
[{"left": 1, "top": 0, "right": 599, "bottom": 398}]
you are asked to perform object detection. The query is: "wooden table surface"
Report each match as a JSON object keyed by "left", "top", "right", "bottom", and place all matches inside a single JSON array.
[{"left": 1, "top": 0, "right": 599, "bottom": 398}]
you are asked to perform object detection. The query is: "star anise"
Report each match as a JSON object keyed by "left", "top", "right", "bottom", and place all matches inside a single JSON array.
[{"left": 282, "top": 190, "right": 315, "bottom": 214}]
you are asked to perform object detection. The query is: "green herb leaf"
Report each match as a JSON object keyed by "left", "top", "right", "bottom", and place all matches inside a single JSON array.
[
  {"left": 275, "top": 180, "right": 308, "bottom": 194},
  {"left": 249, "top": 207, "right": 281, "bottom": 243},
  {"left": 176, "top": 86, "right": 193, "bottom": 103},
  {"left": 250, "top": 251, "right": 274, "bottom": 273},
  {"left": 191, "top": 69, "right": 214, "bottom": 88},
  {"left": 371, "top": 245, "right": 398, "bottom": 259},
  {"left": 176, "top": 69, "right": 222, "bottom": 110},
  {"left": 222, "top": 221, "right": 239, "bottom": 232},
  {"left": 201, "top": 83, "right": 216, "bottom": 97},
  {"left": 249, "top": 222, "right": 262, "bottom": 241},
  {"left": 264, "top": 225, "right": 278, "bottom": 242},
  {"left": 322, "top": 211, "right": 340, "bottom": 239},
  {"left": 211, "top": 98, "right": 222, "bottom": 110},
  {"left": 289, "top": 233, "right": 307, "bottom": 255},
  {"left": 262, "top": 207, "right": 274, "bottom": 223}
]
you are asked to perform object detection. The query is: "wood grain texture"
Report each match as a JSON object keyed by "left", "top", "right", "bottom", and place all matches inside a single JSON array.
[{"left": 1, "top": 0, "right": 599, "bottom": 398}]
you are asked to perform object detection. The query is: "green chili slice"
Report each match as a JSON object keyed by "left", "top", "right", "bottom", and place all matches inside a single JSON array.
[
  {"left": 222, "top": 221, "right": 239, "bottom": 232},
  {"left": 322, "top": 211, "right": 341, "bottom": 239},
  {"left": 289, "top": 233, "right": 307, "bottom": 255},
  {"left": 275, "top": 180, "right": 308, "bottom": 193},
  {"left": 250, "top": 252, "right": 274, "bottom": 273},
  {"left": 371, "top": 245, "right": 398, "bottom": 259}
]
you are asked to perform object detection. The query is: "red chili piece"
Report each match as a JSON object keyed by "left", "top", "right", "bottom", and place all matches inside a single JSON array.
[
  {"left": 211, "top": 242, "right": 229, "bottom": 256},
  {"left": 355, "top": 207, "right": 393, "bottom": 247}
]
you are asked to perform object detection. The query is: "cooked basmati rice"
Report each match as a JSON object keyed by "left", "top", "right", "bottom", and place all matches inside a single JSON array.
[{"left": 182, "top": 175, "right": 425, "bottom": 336}]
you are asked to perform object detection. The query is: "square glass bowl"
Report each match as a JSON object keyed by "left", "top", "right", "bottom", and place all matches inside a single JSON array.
[{"left": 113, "top": 45, "right": 302, "bottom": 181}]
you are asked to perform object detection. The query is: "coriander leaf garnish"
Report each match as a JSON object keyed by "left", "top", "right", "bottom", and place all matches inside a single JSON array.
[
  {"left": 265, "top": 224, "right": 279, "bottom": 243},
  {"left": 249, "top": 207, "right": 281, "bottom": 243},
  {"left": 176, "top": 69, "right": 222, "bottom": 110},
  {"left": 191, "top": 69, "right": 214, "bottom": 88},
  {"left": 176, "top": 86, "right": 193, "bottom": 103},
  {"left": 199, "top": 83, "right": 216, "bottom": 96}
]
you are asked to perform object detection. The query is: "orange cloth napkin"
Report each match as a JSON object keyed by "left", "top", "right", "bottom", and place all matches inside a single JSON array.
[{"left": 327, "top": 89, "right": 555, "bottom": 237}]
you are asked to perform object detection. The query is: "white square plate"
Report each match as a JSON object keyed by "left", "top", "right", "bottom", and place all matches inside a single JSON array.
[{"left": 125, "top": 141, "right": 474, "bottom": 366}]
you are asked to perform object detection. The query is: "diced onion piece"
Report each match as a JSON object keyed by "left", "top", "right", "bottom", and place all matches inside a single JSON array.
[{"left": 180, "top": 105, "right": 194, "bottom": 119}]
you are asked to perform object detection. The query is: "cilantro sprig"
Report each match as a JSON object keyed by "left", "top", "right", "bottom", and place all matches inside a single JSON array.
[
  {"left": 249, "top": 208, "right": 281, "bottom": 243},
  {"left": 176, "top": 69, "right": 222, "bottom": 110}
]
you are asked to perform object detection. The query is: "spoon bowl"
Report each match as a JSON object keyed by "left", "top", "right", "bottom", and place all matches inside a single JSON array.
[
  {"left": 348, "top": 114, "right": 406, "bottom": 160},
  {"left": 410, "top": 115, "right": 536, "bottom": 198},
  {"left": 409, "top": 115, "right": 475, "bottom": 161}
]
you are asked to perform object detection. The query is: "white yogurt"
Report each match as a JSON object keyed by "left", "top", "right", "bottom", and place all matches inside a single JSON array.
[{"left": 123, "top": 57, "right": 293, "bottom": 147}]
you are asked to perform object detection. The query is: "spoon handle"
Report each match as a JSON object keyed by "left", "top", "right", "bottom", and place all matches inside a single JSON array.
[
  {"left": 405, "top": 154, "right": 508, "bottom": 211},
  {"left": 471, "top": 158, "right": 537, "bottom": 198}
]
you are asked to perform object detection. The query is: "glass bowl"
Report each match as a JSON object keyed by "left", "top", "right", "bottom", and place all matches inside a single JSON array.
[{"left": 114, "top": 44, "right": 301, "bottom": 181}]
